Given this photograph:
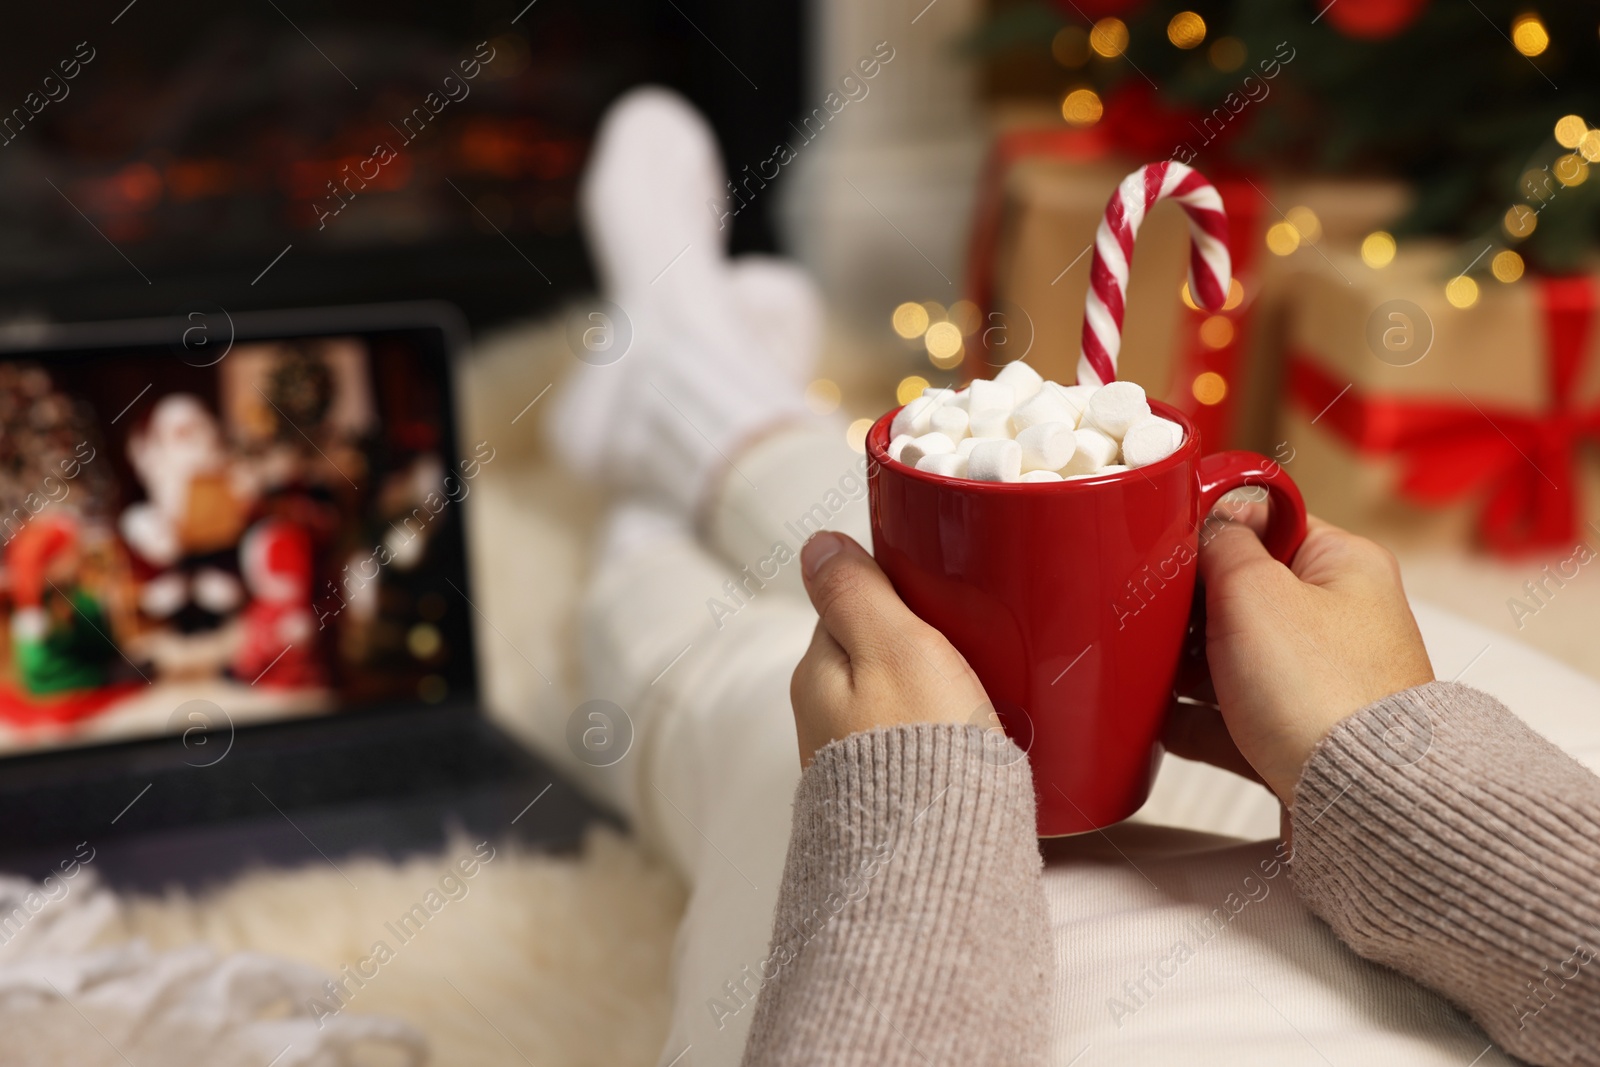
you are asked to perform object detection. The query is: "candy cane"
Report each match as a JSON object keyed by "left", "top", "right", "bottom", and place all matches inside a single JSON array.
[{"left": 1078, "top": 161, "right": 1231, "bottom": 387}]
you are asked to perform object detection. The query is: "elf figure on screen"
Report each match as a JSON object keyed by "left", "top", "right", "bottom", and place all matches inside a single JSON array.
[
  {"left": 7, "top": 515, "right": 117, "bottom": 695},
  {"left": 232, "top": 518, "right": 323, "bottom": 688},
  {"left": 119, "top": 394, "right": 257, "bottom": 679}
]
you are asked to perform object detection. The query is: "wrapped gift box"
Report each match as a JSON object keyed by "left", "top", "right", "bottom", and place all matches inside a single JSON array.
[{"left": 1279, "top": 239, "right": 1600, "bottom": 556}]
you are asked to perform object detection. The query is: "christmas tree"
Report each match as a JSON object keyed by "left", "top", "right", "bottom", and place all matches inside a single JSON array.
[{"left": 974, "top": 0, "right": 1600, "bottom": 274}]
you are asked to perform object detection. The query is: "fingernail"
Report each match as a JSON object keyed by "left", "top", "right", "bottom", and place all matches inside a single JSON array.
[{"left": 801, "top": 532, "right": 844, "bottom": 579}]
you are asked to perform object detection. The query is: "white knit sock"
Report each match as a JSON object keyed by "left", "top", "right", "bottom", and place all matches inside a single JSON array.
[{"left": 548, "top": 88, "right": 818, "bottom": 517}]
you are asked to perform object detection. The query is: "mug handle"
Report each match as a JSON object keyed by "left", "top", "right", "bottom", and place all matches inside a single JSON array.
[{"left": 1195, "top": 451, "right": 1308, "bottom": 565}]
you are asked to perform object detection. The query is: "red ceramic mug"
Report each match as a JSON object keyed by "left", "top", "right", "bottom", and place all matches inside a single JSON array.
[{"left": 867, "top": 400, "right": 1306, "bottom": 836}]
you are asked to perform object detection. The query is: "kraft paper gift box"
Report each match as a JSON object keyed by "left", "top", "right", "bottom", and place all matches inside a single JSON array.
[{"left": 1277, "top": 239, "right": 1600, "bottom": 557}]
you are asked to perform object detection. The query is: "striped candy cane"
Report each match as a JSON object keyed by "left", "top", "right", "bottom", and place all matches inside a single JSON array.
[{"left": 1078, "top": 162, "right": 1231, "bottom": 387}]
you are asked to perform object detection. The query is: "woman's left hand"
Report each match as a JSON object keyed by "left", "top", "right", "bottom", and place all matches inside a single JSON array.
[{"left": 790, "top": 532, "right": 991, "bottom": 768}]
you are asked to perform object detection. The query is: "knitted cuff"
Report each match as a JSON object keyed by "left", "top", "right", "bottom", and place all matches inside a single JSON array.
[
  {"left": 740, "top": 724, "right": 1051, "bottom": 1067},
  {"left": 1292, "top": 681, "right": 1600, "bottom": 1066}
]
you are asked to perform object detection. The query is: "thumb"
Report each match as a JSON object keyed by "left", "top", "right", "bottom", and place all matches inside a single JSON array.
[
  {"left": 799, "top": 532, "right": 918, "bottom": 664},
  {"left": 1198, "top": 513, "right": 1278, "bottom": 588}
]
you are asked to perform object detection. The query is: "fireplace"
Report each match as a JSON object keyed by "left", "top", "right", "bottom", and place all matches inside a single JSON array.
[{"left": 0, "top": 0, "right": 802, "bottom": 328}]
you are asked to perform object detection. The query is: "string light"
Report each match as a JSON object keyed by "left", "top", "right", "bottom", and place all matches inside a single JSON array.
[
  {"left": 1199, "top": 316, "right": 1234, "bottom": 349},
  {"left": 846, "top": 418, "right": 872, "bottom": 454},
  {"left": 1445, "top": 276, "right": 1479, "bottom": 309},
  {"left": 1052, "top": 26, "right": 1091, "bottom": 68},
  {"left": 1090, "top": 18, "right": 1129, "bottom": 58},
  {"left": 1512, "top": 14, "right": 1549, "bottom": 57},
  {"left": 924, "top": 322, "right": 964, "bottom": 366},
  {"left": 805, "top": 379, "right": 842, "bottom": 415},
  {"left": 1503, "top": 205, "right": 1537, "bottom": 238},
  {"left": 892, "top": 301, "right": 929, "bottom": 339},
  {"left": 1265, "top": 221, "right": 1300, "bottom": 255},
  {"left": 1361, "top": 231, "right": 1397, "bottom": 268},
  {"left": 1555, "top": 115, "right": 1589, "bottom": 149},
  {"left": 1167, "top": 11, "right": 1206, "bottom": 49},
  {"left": 1285, "top": 206, "right": 1322, "bottom": 243},
  {"left": 1062, "top": 88, "right": 1104, "bottom": 127},
  {"left": 897, "top": 375, "right": 930, "bottom": 405},
  {"left": 1492, "top": 250, "right": 1525, "bottom": 283},
  {"left": 1208, "top": 37, "right": 1246, "bottom": 72},
  {"left": 1191, "top": 372, "right": 1227, "bottom": 405}
]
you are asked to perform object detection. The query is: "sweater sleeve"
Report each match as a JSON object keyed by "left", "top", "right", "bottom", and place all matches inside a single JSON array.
[
  {"left": 739, "top": 723, "right": 1051, "bottom": 1067},
  {"left": 1291, "top": 680, "right": 1600, "bottom": 1067}
]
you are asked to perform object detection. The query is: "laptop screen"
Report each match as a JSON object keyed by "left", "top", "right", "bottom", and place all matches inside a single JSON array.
[{"left": 0, "top": 309, "right": 479, "bottom": 758}]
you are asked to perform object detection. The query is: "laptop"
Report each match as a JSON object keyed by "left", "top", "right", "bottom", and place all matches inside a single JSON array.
[{"left": 0, "top": 303, "right": 598, "bottom": 890}]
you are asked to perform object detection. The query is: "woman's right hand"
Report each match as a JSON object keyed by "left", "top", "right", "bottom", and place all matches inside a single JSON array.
[{"left": 1165, "top": 508, "right": 1436, "bottom": 806}]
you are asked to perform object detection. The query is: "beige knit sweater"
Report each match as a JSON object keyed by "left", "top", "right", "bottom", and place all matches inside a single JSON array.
[{"left": 740, "top": 682, "right": 1600, "bottom": 1066}]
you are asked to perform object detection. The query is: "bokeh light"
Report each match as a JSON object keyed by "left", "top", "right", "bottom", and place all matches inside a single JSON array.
[
  {"left": 1052, "top": 26, "right": 1091, "bottom": 68},
  {"left": 846, "top": 418, "right": 872, "bottom": 453},
  {"left": 1180, "top": 281, "right": 1199, "bottom": 310},
  {"left": 1285, "top": 205, "right": 1322, "bottom": 243},
  {"left": 1090, "top": 18, "right": 1130, "bottom": 58},
  {"left": 1208, "top": 37, "right": 1246, "bottom": 71},
  {"left": 805, "top": 378, "right": 842, "bottom": 415},
  {"left": 1199, "top": 316, "right": 1235, "bottom": 349},
  {"left": 1445, "top": 276, "right": 1480, "bottom": 309},
  {"left": 1492, "top": 249, "right": 1525, "bottom": 283},
  {"left": 892, "top": 301, "right": 930, "bottom": 339},
  {"left": 1222, "top": 279, "right": 1245, "bottom": 311},
  {"left": 897, "top": 375, "right": 930, "bottom": 405},
  {"left": 1512, "top": 14, "right": 1549, "bottom": 57},
  {"left": 947, "top": 300, "right": 981, "bottom": 335},
  {"left": 1503, "top": 205, "right": 1537, "bottom": 238},
  {"left": 1580, "top": 130, "right": 1600, "bottom": 163},
  {"left": 1191, "top": 372, "right": 1228, "bottom": 405},
  {"left": 1555, "top": 153, "right": 1588, "bottom": 186},
  {"left": 1555, "top": 114, "right": 1589, "bottom": 149},
  {"left": 1167, "top": 11, "right": 1206, "bottom": 49},
  {"left": 924, "top": 322, "right": 964, "bottom": 366},
  {"left": 1361, "top": 231, "right": 1397, "bottom": 268},
  {"left": 1062, "top": 88, "right": 1104, "bottom": 127},
  {"left": 1265, "top": 221, "right": 1300, "bottom": 255}
]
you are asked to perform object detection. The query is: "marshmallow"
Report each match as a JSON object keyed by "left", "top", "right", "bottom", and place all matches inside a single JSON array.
[
  {"left": 916, "top": 452, "right": 968, "bottom": 479},
  {"left": 930, "top": 405, "right": 970, "bottom": 442},
  {"left": 1082, "top": 381, "right": 1151, "bottom": 440},
  {"left": 899, "top": 432, "right": 956, "bottom": 468},
  {"left": 969, "top": 409, "right": 1014, "bottom": 439},
  {"left": 956, "top": 437, "right": 982, "bottom": 458},
  {"left": 993, "top": 361, "right": 1044, "bottom": 404},
  {"left": 888, "top": 433, "right": 914, "bottom": 463},
  {"left": 1011, "top": 389, "right": 1077, "bottom": 432},
  {"left": 922, "top": 386, "right": 960, "bottom": 408},
  {"left": 1059, "top": 428, "right": 1119, "bottom": 475},
  {"left": 1016, "top": 422, "right": 1076, "bottom": 472},
  {"left": 947, "top": 387, "right": 970, "bottom": 411},
  {"left": 1048, "top": 383, "right": 1097, "bottom": 426},
  {"left": 1020, "top": 470, "right": 1063, "bottom": 483},
  {"left": 967, "top": 379, "right": 1015, "bottom": 416},
  {"left": 891, "top": 394, "right": 941, "bottom": 438},
  {"left": 1100, "top": 464, "right": 1129, "bottom": 473},
  {"left": 967, "top": 438, "right": 1022, "bottom": 482},
  {"left": 1121, "top": 415, "right": 1185, "bottom": 468}
]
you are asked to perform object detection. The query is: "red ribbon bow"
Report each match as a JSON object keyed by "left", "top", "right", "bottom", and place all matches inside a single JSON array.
[{"left": 1289, "top": 275, "right": 1600, "bottom": 555}]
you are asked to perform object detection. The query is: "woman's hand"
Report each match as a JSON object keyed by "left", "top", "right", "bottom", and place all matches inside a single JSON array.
[
  {"left": 1166, "top": 508, "right": 1435, "bottom": 806},
  {"left": 790, "top": 532, "right": 991, "bottom": 768}
]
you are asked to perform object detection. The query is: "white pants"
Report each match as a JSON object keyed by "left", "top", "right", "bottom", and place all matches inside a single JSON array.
[{"left": 574, "top": 426, "right": 1600, "bottom": 1067}]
